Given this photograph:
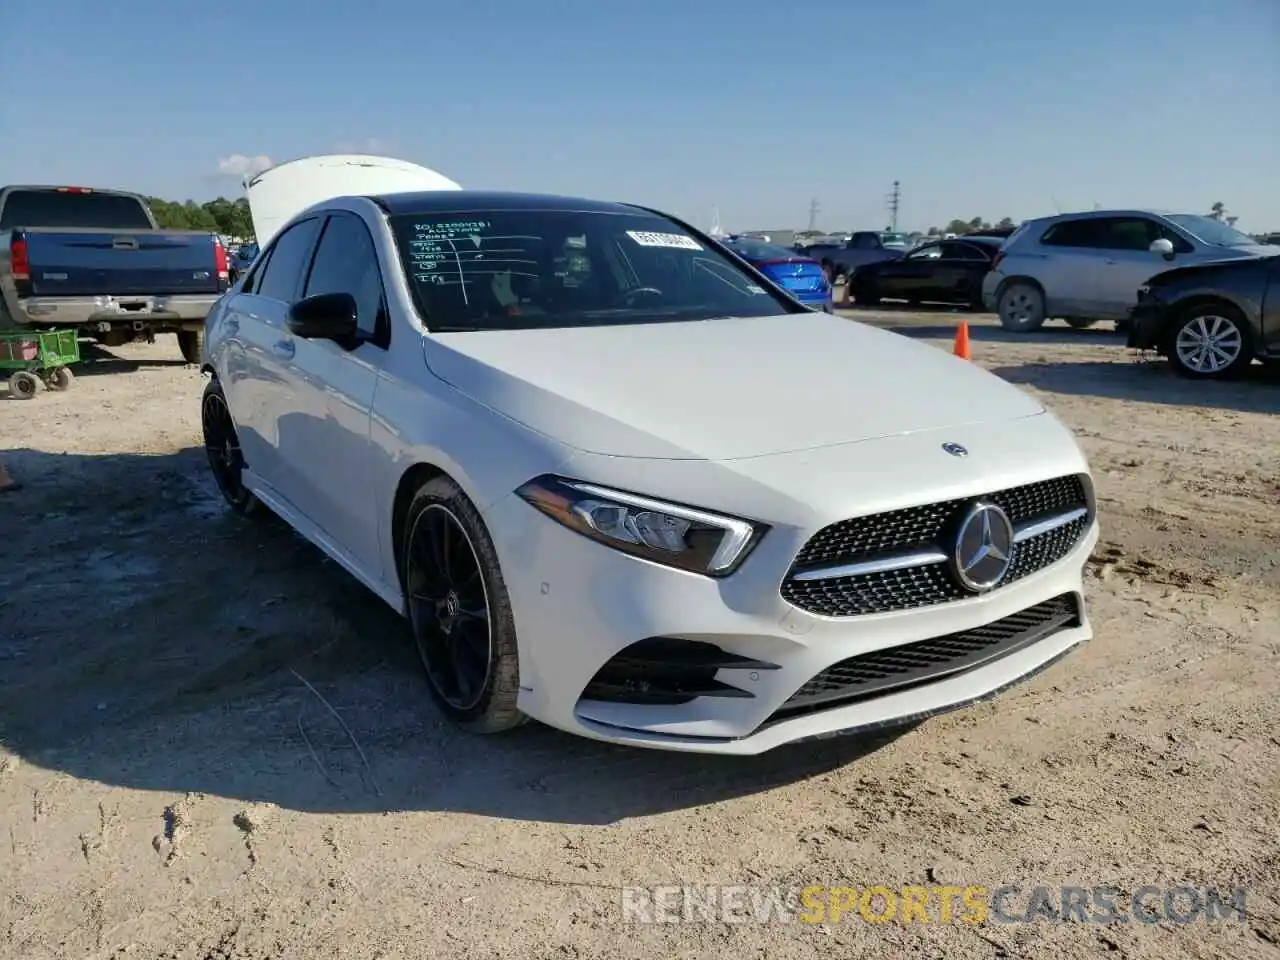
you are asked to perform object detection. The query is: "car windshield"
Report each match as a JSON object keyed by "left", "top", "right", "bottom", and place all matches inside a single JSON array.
[
  {"left": 1164, "top": 214, "right": 1257, "bottom": 248},
  {"left": 389, "top": 209, "right": 800, "bottom": 332},
  {"left": 726, "top": 239, "right": 800, "bottom": 261},
  {"left": 879, "top": 232, "right": 911, "bottom": 248}
]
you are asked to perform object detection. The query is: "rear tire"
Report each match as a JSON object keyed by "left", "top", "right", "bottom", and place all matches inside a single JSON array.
[
  {"left": 177, "top": 329, "right": 204, "bottom": 365},
  {"left": 997, "top": 282, "right": 1047, "bottom": 332},
  {"left": 201, "top": 378, "right": 259, "bottom": 515},
  {"left": 402, "top": 476, "right": 525, "bottom": 734}
]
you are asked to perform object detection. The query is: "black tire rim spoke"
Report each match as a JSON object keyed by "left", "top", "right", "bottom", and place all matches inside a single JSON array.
[
  {"left": 202, "top": 394, "right": 245, "bottom": 500},
  {"left": 406, "top": 504, "right": 493, "bottom": 711}
]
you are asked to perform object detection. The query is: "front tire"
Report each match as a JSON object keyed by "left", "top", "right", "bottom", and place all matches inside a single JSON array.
[
  {"left": 1168, "top": 305, "right": 1253, "bottom": 380},
  {"left": 402, "top": 476, "right": 525, "bottom": 734},
  {"left": 997, "top": 282, "right": 1046, "bottom": 332},
  {"left": 201, "top": 378, "right": 259, "bottom": 515}
]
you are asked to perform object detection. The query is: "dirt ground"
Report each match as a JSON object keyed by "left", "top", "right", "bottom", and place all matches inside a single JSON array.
[{"left": 1, "top": 310, "right": 1278, "bottom": 960}]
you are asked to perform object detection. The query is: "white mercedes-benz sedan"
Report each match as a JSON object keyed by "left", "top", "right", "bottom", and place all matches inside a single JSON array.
[{"left": 201, "top": 188, "right": 1099, "bottom": 754}]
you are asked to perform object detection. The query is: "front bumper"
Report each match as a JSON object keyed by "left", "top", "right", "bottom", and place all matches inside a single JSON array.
[
  {"left": 981, "top": 273, "right": 1001, "bottom": 312},
  {"left": 1126, "top": 297, "right": 1169, "bottom": 352},
  {"left": 487, "top": 473, "right": 1098, "bottom": 755}
]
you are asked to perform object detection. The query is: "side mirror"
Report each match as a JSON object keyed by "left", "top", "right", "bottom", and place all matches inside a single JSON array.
[
  {"left": 287, "top": 292, "right": 359, "bottom": 342},
  {"left": 1149, "top": 238, "right": 1175, "bottom": 259}
]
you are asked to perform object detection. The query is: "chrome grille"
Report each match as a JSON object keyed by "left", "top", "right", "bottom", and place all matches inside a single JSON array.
[
  {"left": 781, "top": 475, "right": 1090, "bottom": 617},
  {"left": 768, "top": 594, "right": 1081, "bottom": 723}
]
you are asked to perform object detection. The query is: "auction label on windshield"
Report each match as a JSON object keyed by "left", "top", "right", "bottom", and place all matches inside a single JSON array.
[{"left": 626, "top": 231, "right": 703, "bottom": 251}]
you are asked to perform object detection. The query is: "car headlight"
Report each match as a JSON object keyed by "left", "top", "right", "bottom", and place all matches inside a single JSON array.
[{"left": 515, "top": 475, "right": 766, "bottom": 576}]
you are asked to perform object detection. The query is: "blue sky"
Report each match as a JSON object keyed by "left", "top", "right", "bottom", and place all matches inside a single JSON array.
[{"left": 3, "top": 0, "right": 1277, "bottom": 232}]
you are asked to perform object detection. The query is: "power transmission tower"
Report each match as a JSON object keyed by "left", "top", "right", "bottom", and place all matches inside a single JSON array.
[
  {"left": 807, "top": 198, "right": 820, "bottom": 232},
  {"left": 885, "top": 181, "right": 901, "bottom": 232}
]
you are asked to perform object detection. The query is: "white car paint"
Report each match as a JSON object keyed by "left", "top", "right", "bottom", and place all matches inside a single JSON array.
[
  {"left": 203, "top": 181, "right": 1098, "bottom": 755},
  {"left": 244, "top": 154, "right": 461, "bottom": 247}
]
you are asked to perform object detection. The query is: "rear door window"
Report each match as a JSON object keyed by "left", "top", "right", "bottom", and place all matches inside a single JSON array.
[
  {"left": 1039, "top": 219, "right": 1106, "bottom": 248},
  {"left": 939, "top": 241, "right": 989, "bottom": 261}
]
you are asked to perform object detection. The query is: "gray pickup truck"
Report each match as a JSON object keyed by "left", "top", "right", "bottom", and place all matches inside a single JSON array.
[
  {"left": 795, "top": 231, "right": 911, "bottom": 282},
  {"left": 0, "top": 185, "right": 230, "bottom": 362}
]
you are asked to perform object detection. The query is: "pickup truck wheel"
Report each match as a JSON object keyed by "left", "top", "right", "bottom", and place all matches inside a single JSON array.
[
  {"left": 402, "top": 476, "right": 525, "bottom": 734},
  {"left": 8, "top": 371, "right": 43, "bottom": 399},
  {"left": 201, "top": 378, "right": 259, "bottom": 515},
  {"left": 1169, "top": 306, "right": 1253, "bottom": 380},
  {"left": 177, "top": 329, "right": 204, "bottom": 365},
  {"left": 997, "top": 283, "right": 1046, "bottom": 332}
]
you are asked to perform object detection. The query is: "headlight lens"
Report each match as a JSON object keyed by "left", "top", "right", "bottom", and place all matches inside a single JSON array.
[{"left": 515, "top": 475, "right": 766, "bottom": 576}]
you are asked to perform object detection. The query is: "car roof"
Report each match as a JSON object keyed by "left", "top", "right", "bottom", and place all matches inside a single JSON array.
[
  {"left": 372, "top": 190, "right": 647, "bottom": 216},
  {"left": 1041, "top": 208, "right": 1190, "bottom": 221}
]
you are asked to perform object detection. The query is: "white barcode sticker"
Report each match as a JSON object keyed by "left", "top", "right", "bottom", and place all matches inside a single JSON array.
[{"left": 626, "top": 230, "right": 703, "bottom": 250}]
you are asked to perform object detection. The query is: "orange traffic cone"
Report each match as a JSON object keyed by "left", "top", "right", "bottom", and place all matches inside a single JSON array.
[
  {"left": 953, "top": 321, "right": 971, "bottom": 360},
  {"left": 0, "top": 458, "right": 18, "bottom": 492}
]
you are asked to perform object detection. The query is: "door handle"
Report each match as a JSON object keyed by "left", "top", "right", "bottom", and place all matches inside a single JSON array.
[
  {"left": 1103, "top": 259, "right": 1118, "bottom": 265},
  {"left": 271, "top": 339, "right": 296, "bottom": 359}
]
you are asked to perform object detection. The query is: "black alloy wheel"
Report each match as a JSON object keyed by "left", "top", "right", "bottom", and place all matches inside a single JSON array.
[
  {"left": 201, "top": 379, "right": 257, "bottom": 514},
  {"left": 405, "top": 503, "right": 494, "bottom": 712}
]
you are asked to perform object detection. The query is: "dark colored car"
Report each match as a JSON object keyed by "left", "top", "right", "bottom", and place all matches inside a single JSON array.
[
  {"left": 847, "top": 237, "right": 1002, "bottom": 309},
  {"left": 721, "top": 236, "right": 832, "bottom": 311},
  {"left": 1127, "top": 254, "right": 1279, "bottom": 379}
]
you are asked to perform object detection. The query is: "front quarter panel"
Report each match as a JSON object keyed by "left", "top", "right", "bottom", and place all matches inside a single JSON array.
[
  {"left": 368, "top": 328, "right": 576, "bottom": 594},
  {"left": 1157, "top": 267, "right": 1270, "bottom": 342}
]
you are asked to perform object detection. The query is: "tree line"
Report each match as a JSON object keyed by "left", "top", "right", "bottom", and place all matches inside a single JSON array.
[
  {"left": 146, "top": 196, "right": 254, "bottom": 238},
  {"left": 925, "top": 217, "right": 1017, "bottom": 237}
]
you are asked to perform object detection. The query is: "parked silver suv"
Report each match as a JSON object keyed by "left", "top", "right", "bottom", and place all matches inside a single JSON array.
[{"left": 982, "top": 210, "right": 1279, "bottom": 332}]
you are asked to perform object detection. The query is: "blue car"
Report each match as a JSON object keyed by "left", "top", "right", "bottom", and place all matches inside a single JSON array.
[{"left": 721, "top": 237, "right": 833, "bottom": 311}]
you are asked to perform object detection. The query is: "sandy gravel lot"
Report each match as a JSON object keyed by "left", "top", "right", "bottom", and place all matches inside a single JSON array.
[{"left": 1, "top": 311, "right": 1277, "bottom": 960}]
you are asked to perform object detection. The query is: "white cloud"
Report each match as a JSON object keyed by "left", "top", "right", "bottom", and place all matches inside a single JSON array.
[
  {"left": 332, "top": 138, "right": 391, "bottom": 155},
  {"left": 216, "top": 154, "right": 275, "bottom": 178}
]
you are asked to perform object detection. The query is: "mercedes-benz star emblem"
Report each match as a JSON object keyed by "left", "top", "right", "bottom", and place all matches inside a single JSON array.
[
  {"left": 952, "top": 501, "right": 1015, "bottom": 592},
  {"left": 942, "top": 442, "right": 968, "bottom": 458}
]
